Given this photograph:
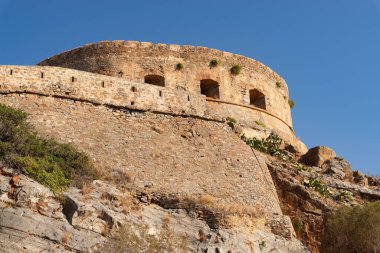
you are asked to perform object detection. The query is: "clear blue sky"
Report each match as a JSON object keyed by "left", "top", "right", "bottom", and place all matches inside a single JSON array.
[{"left": 0, "top": 0, "right": 379, "bottom": 174}]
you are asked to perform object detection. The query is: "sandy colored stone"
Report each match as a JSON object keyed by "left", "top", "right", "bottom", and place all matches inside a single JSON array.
[{"left": 300, "top": 146, "right": 336, "bottom": 167}]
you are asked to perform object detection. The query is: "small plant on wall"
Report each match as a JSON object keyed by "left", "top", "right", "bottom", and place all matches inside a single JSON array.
[
  {"left": 226, "top": 116, "right": 237, "bottom": 124},
  {"left": 230, "top": 65, "right": 241, "bottom": 75},
  {"left": 176, "top": 63, "right": 184, "bottom": 70},
  {"left": 288, "top": 99, "right": 295, "bottom": 109},
  {"left": 276, "top": 82, "right": 282, "bottom": 88},
  {"left": 209, "top": 59, "right": 220, "bottom": 68}
]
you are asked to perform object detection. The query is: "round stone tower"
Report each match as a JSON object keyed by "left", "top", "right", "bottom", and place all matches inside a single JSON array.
[{"left": 39, "top": 40, "right": 303, "bottom": 151}]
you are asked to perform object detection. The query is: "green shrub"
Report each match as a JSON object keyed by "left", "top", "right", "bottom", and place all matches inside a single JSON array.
[
  {"left": 259, "top": 240, "right": 266, "bottom": 251},
  {"left": 226, "top": 116, "right": 237, "bottom": 124},
  {"left": 209, "top": 59, "right": 220, "bottom": 68},
  {"left": 230, "top": 65, "right": 241, "bottom": 75},
  {"left": 242, "top": 133, "right": 283, "bottom": 158},
  {"left": 322, "top": 202, "right": 380, "bottom": 253},
  {"left": 14, "top": 156, "right": 70, "bottom": 193},
  {"left": 0, "top": 104, "right": 96, "bottom": 193},
  {"left": 288, "top": 99, "right": 295, "bottom": 109},
  {"left": 276, "top": 82, "right": 282, "bottom": 88},
  {"left": 293, "top": 220, "right": 304, "bottom": 231},
  {"left": 334, "top": 190, "right": 354, "bottom": 202},
  {"left": 303, "top": 178, "right": 330, "bottom": 197},
  {"left": 176, "top": 63, "right": 184, "bottom": 70},
  {"left": 255, "top": 120, "right": 266, "bottom": 129}
]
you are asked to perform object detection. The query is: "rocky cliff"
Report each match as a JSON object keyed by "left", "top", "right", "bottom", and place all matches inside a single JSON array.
[
  {"left": 0, "top": 100, "right": 378, "bottom": 252},
  {"left": 0, "top": 101, "right": 309, "bottom": 252}
]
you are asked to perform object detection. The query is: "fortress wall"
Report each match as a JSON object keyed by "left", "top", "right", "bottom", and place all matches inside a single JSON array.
[
  {"left": 206, "top": 99, "right": 295, "bottom": 144},
  {"left": 0, "top": 65, "right": 302, "bottom": 150},
  {"left": 0, "top": 66, "right": 207, "bottom": 117},
  {"left": 39, "top": 40, "right": 292, "bottom": 127},
  {"left": 0, "top": 92, "right": 284, "bottom": 218}
]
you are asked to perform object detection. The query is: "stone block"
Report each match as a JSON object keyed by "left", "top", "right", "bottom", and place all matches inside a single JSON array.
[{"left": 300, "top": 146, "right": 336, "bottom": 167}]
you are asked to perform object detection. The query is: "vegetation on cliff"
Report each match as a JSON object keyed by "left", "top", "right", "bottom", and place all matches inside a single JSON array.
[
  {"left": 0, "top": 104, "right": 96, "bottom": 193},
  {"left": 322, "top": 201, "right": 380, "bottom": 253}
]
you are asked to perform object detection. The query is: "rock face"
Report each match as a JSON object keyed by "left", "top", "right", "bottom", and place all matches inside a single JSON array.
[
  {"left": 0, "top": 167, "right": 104, "bottom": 253},
  {"left": 322, "top": 157, "right": 353, "bottom": 181},
  {"left": 300, "top": 146, "right": 337, "bottom": 167},
  {"left": 0, "top": 166, "right": 309, "bottom": 253},
  {"left": 0, "top": 96, "right": 284, "bottom": 223},
  {"left": 268, "top": 155, "right": 380, "bottom": 253}
]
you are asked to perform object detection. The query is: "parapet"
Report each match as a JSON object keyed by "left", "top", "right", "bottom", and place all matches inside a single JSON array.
[
  {"left": 0, "top": 41, "right": 304, "bottom": 151},
  {"left": 38, "top": 40, "right": 292, "bottom": 128}
]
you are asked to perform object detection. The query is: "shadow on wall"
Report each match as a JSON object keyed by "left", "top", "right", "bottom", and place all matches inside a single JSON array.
[
  {"left": 144, "top": 74, "right": 165, "bottom": 87},
  {"left": 249, "top": 89, "right": 266, "bottom": 110},
  {"left": 200, "top": 79, "right": 219, "bottom": 99}
]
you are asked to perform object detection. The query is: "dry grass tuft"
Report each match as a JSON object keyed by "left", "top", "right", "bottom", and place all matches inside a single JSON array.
[
  {"left": 96, "top": 220, "right": 188, "bottom": 253},
  {"left": 61, "top": 231, "right": 71, "bottom": 244},
  {"left": 81, "top": 182, "right": 92, "bottom": 195},
  {"left": 121, "top": 196, "right": 141, "bottom": 214},
  {"left": 199, "top": 194, "right": 215, "bottom": 205},
  {"left": 198, "top": 229, "right": 207, "bottom": 242},
  {"left": 101, "top": 223, "right": 111, "bottom": 237},
  {"left": 162, "top": 214, "right": 171, "bottom": 228},
  {"left": 95, "top": 166, "right": 112, "bottom": 181}
]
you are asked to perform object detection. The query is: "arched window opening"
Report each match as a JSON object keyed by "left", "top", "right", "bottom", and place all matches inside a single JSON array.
[
  {"left": 249, "top": 89, "right": 266, "bottom": 110},
  {"left": 200, "top": 79, "right": 219, "bottom": 99},
  {"left": 144, "top": 74, "right": 165, "bottom": 87}
]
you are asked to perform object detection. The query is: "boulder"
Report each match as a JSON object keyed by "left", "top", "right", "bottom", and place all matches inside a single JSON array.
[
  {"left": 299, "top": 146, "right": 336, "bottom": 167},
  {"left": 353, "top": 171, "right": 368, "bottom": 187},
  {"left": 321, "top": 157, "right": 353, "bottom": 181}
]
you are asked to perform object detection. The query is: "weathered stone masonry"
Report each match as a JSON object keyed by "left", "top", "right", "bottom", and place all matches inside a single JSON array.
[
  {"left": 0, "top": 65, "right": 206, "bottom": 118},
  {"left": 36, "top": 40, "right": 302, "bottom": 149},
  {"left": 0, "top": 42, "right": 308, "bottom": 239},
  {"left": 0, "top": 41, "right": 306, "bottom": 150}
]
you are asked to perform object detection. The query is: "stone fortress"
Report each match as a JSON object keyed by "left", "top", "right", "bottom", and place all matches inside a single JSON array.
[
  {"left": 0, "top": 40, "right": 305, "bottom": 152},
  {"left": 0, "top": 41, "right": 313, "bottom": 252}
]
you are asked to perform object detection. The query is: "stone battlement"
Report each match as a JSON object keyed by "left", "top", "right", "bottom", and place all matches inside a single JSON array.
[
  {"left": 0, "top": 41, "right": 305, "bottom": 151},
  {"left": 40, "top": 40, "right": 287, "bottom": 87},
  {"left": 0, "top": 65, "right": 207, "bottom": 117}
]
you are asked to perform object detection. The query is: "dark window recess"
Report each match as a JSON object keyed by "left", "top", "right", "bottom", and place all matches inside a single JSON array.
[
  {"left": 249, "top": 89, "right": 266, "bottom": 110},
  {"left": 10, "top": 70, "right": 13, "bottom": 75},
  {"left": 40, "top": 72, "right": 44, "bottom": 78},
  {"left": 144, "top": 75, "right": 165, "bottom": 87},
  {"left": 71, "top": 77, "right": 76, "bottom": 83},
  {"left": 200, "top": 79, "right": 220, "bottom": 99},
  {"left": 101, "top": 81, "right": 105, "bottom": 87},
  {"left": 131, "top": 86, "right": 137, "bottom": 92},
  {"left": 159, "top": 90, "right": 162, "bottom": 97}
]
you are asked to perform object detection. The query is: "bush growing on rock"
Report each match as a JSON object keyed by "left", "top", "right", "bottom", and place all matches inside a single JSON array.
[
  {"left": 0, "top": 104, "right": 96, "bottom": 193},
  {"left": 241, "top": 133, "right": 283, "bottom": 158},
  {"left": 321, "top": 201, "right": 380, "bottom": 253},
  {"left": 230, "top": 65, "right": 241, "bottom": 75}
]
